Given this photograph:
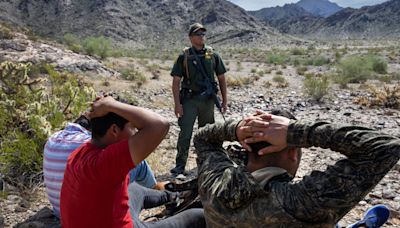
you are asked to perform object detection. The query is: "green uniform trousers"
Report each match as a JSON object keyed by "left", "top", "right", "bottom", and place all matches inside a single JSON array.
[{"left": 176, "top": 96, "right": 215, "bottom": 168}]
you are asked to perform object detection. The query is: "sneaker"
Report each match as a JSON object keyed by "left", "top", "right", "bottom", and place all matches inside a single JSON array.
[
  {"left": 348, "top": 204, "right": 390, "bottom": 228},
  {"left": 170, "top": 165, "right": 185, "bottom": 175},
  {"left": 175, "top": 174, "right": 186, "bottom": 181}
]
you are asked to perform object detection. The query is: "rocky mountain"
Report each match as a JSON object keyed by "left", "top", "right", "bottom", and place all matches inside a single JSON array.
[
  {"left": 296, "top": 0, "right": 343, "bottom": 17},
  {"left": 248, "top": 4, "right": 320, "bottom": 34},
  {"left": 310, "top": 0, "right": 400, "bottom": 39},
  {"left": 0, "top": 0, "right": 287, "bottom": 48},
  {"left": 249, "top": 0, "right": 399, "bottom": 39}
]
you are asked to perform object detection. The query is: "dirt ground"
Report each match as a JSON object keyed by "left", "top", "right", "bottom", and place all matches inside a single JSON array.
[{"left": 1, "top": 47, "right": 400, "bottom": 227}]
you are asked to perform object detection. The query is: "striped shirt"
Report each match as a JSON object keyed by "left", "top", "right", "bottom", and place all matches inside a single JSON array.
[{"left": 43, "top": 123, "right": 91, "bottom": 217}]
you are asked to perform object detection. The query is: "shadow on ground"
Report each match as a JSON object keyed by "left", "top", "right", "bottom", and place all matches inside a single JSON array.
[{"left": 15, "top": 207, "right": 60, "bottom": 228}]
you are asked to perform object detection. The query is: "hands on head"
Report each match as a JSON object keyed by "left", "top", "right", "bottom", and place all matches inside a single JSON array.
[
  {"left": 236, "top": 110, "right": 290, "bottom": 155},
  {"left": 89, "top": 94, "right": 117, "bottom": 119}
]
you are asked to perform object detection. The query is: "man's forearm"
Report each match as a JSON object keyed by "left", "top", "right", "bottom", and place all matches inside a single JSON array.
[
  {"left": 193, "top": 119, "right": 239, "bottom": 154},
  {"left": 287, "top": 120, "right": 400, "bottom": 159},
  {"left": 281, "top": 120, "right": 400, "bottom": 223},
  {"left": 172, "top": 76, "right": 181, "bottom": 106},
  {"left": 217, "top": 74, "right": 227, "bottom": 104}
]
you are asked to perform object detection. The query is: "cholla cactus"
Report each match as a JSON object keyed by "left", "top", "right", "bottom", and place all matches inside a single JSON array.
[{"left": 0, "top": 61, "right": 95, "bottom": 190}]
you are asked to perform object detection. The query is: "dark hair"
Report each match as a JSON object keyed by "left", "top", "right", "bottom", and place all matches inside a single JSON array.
[
  {"left": 91, "top": 112, "right": 128, "bottom": 140},
  {"left": 74, "top": 115, "right": 91, "bottom": 130},
  {"left": 248, "top": 109, "right": 296, "bottom": 153}
]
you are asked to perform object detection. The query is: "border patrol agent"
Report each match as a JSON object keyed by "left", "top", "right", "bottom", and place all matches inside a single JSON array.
[{"left": 170, "top": 23, "right": 228, "bottom": 175}]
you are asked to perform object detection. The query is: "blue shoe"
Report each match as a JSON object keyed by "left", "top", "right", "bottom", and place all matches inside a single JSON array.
[{"left": 348, "top": 205, "right": 390, "bottom": 228}]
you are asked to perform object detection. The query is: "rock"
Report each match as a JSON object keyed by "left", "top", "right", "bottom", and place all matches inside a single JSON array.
[
  {"left": 382, "top": 188, "right": 396, "bottom": 199},
  {"left": 17, "top": 221, "right": 45, "bottom": 228},
  {"left": 358, "top": 200, "right": 367, "bottom": 206},
  {"left": 343, "top": 112, "right": 352, "bottom": 116},
  {"left": 0, "top": 40, "right": 27, "bottom": 51},
  {"left": 7, "top": 195, "right": 21, "bottom": 203},
  {"left": 19, "top": 199, "right": 30, "bottom": 208},
  {"left": 0, "top": 214, "right": 4, "bottom": 226},
  {"left": 15, "top": 206, "right": 28, "bottom": 213}
]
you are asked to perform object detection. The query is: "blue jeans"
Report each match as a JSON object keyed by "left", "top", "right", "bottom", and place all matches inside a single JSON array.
[
  {"left": 128, "top": 182, "right": 205, "bottom": 228},
  {"left": 129, "top": 160, "right": 157, "bottom": 188}
]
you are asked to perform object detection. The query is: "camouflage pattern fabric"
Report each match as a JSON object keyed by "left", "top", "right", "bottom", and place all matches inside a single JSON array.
[{"left": 193, "top": 119, "right": 400, "bottom": 227}]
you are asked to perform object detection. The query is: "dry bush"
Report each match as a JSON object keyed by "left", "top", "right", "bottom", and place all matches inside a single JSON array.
[
  {"left": 304, "top": 73, "right": 330, "bottom": 102},
  {"left": 226, "top": 76, "right": 255, "bottom": 87},
  {"left": 296, "top": 66, "right": 308, "bottom": 76},
  {"left": 354, "top": 84, "right": 400, "bottom": 109}
]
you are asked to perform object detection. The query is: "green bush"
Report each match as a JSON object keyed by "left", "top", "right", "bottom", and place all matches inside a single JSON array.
[
  {"left": 82, "top": 36, "right": 112, "bottom": 59},
  {"left": 272, "top": 75, "right": 286, "bottom": 84},
  {"left": 62, "top": 34, "right": 82, "bottom": 53},
  {"left": 120, "top": 68, "right": 147, "bottom": 87},
  {"left": 304, "top": 74, "right": 330, "bottom": 102},
  {"left": 297, "top": 66, "right": 308, "bottom": 76},
  {"left": 336, "top": 55, "right": 373, "bottom": 86},
  {"left": 266, "top": 53, "right": 287, "bottom": 65},
  {"left": 336, "top": 54, "right": 387, "bottom": 87},
  {"left": 305, "top": 56, "right": 330, "bottom": 66},
  {"left": 371, "top": 56, "right": 387, "bottom": 74},
  {"left": 291, "top": 48, "right": 306, "bottom": 56},
  {"left": 0, "top": 26, "right": 13, "bottom": 39},
  {"left": 0, "top": 61, "right": 95, "bottom": 190}
]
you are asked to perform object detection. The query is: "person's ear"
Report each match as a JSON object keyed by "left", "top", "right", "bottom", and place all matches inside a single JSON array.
[{"left": 108, "top": 124, "right": 120, "bottom": 138}]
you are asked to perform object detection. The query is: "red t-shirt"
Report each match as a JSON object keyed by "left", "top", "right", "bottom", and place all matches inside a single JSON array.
[{"left": 60, "top": 140, "right": 135, "bottom": 228}]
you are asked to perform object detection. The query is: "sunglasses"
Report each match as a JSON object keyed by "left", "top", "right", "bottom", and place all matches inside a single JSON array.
[{"left": 192, "top": 32, "right": 206, "bottom": 37}]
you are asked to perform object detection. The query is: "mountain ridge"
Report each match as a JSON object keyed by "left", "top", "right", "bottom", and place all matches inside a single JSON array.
[{"left": 0, "top": 0, "right": 289, "bottom": 48}]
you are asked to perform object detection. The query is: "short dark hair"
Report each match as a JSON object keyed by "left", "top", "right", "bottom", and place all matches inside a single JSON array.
[
  {"left": 91, "top": 112, "right": 128, "bottom": 140},
  {"left": 74, "top": 115, "right": 91, "bottom": 130},
  {"left": 249, "top": 109, "right": 296, "bottom": 153}
]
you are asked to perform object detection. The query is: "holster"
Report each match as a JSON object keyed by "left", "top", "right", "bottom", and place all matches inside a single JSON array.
[{"left": 179, "top": 88, "right": 193, "bottom": 104}]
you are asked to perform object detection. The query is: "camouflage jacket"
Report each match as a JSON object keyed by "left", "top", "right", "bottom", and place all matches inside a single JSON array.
[{"left": 193, "top": 119, "right": 400, "bottom": 228}]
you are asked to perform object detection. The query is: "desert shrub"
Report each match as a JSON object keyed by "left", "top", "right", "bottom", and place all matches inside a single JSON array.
[
  {"left": 297, "top": 66, "right": 308, "bottom": 75},
  {"left": 62, "top": 33, "right": 82, "bottom": 53},
  {"left": 226, "top": 76, "right": 254, "bottom": 87},
  {"left": 291, "top": 48, "right": 306, "bottom": 56},
  {"left": 273, "top": 75, "right": 286, "bottom": 84},
  {"left": 336, "top": 55, "right": 373, "bottom": 86},
  {"left": 0, "top": 61, "right": 95, "bottom": 190},
  {"left": 120, "top": 68, "right": 147, "bottom": 87},
  {"left": 266, "top": 53, "right": 287, "bottom": 65},
  {"left": 305, "top": 56, "right": 330, "bottom": 66},
  {"left": 236, "top": 61, "right": 243, "bottom": 71},
  {"left": 251, "top": 68, "right": 257, "bottom": 73},
  {"left": 276, "top": 70, "right": 283, "bottom": 75},
  {"left": 370, "top": 56, "right": 387, "bottom": 74},
  {"left": 82, "top": 36, "right": 112, "bottom": 59},
  {"left": 354, "top": 84, "right": 400, "bottom": 109},
  {"left": 304, "top": 73, "right": 330, "bottom": 102},
  {"left": 292, "top": 58, "right": 301, "bottom": 66},
  {"left": 379, "top": 75, "right": 392, "bottom": 83},
  {"left": 392, "top": 72, "right": 400, "bottom": 81},
  {"left": 0, "top": 25, "right": 13, "bottom": 39}
]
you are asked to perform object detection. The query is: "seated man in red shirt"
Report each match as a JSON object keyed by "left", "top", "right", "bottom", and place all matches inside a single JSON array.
[{"left": 60, "top": 96, "right": 205, "bottom": 228}]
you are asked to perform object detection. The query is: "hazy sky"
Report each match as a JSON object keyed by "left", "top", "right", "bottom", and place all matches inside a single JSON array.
[{"left": 228, "top": 0, "right": 389, "bottom": 10}]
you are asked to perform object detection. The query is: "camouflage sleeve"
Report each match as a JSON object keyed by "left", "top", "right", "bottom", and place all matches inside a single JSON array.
[
  {"left": 193, "top": 119, "right": 261, "bottom": 210},
  {"left": 275, "top": 120, "right": 400, "bottom": 223},
  {"left": 170, "top": 54, "right": 184, "bottom": 77}
]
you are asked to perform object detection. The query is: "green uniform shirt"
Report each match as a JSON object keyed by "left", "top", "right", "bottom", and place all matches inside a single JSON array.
[{"left": 171, "top": 46, "right": 227, "bottom": 92}]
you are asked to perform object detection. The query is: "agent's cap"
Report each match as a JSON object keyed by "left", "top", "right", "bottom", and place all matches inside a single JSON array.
[{"left": 188, "top": 23, "right": 206, "bottom": 36}]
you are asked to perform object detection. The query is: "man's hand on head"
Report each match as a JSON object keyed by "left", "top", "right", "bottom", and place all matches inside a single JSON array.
[
  {"left": 240, "top": 113, "right": 290, "bottom": 155},
  {"left": 89, "top": 96, "right": 116, "bottom": 119},
  {"left": 236, "top": 111, "right": 272, "bottom": 151}
]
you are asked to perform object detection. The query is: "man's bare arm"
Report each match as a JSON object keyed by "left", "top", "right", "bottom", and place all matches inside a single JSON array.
[{"left": 90, "top": 96, "right": 169, "bottom": 165}]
